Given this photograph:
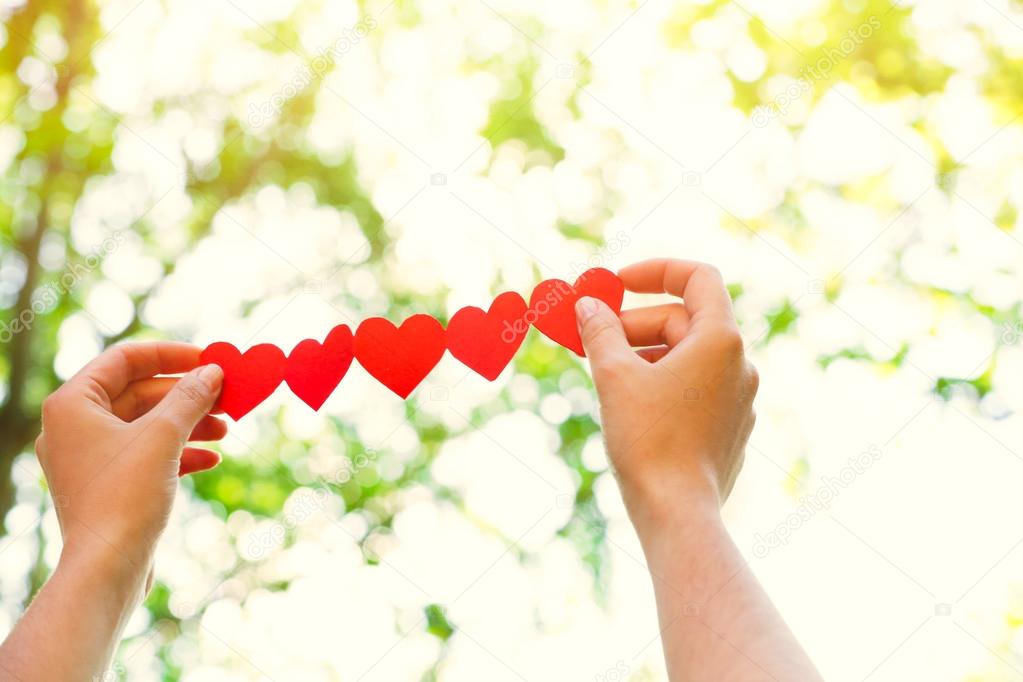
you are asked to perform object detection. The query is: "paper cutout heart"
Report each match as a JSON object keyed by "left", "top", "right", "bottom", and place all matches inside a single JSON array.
[
  {"left": 528, "top": 267, "right": 625, "bottom": 356},
  {"left": 285, "top": 324, "right": 354, "bottom": 410},
  {"left": 447, "top": 291, "right": 529, "bottom": 381},
  {"left": 200, "top": 342, "right": 287, "bottom": 420},
  {"left": 200, "top": 267, "right": 628, "bottom": 417},
  {"left": 354, "top": 314, "right": 446, "bottom": 398}
]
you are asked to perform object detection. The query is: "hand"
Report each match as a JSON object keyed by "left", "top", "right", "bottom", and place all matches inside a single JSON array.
[
  {"left": 575, "top": 258, "right": 758, "bottom": 531},
  {"left": 575, "top": 261, "right": 820, "bottom": 681},
  {"left": 0, "top": 343, "right": 226, "bottom": 682},
  {"left": 35, "top": 342, "right": 225, "bottom": 586}
]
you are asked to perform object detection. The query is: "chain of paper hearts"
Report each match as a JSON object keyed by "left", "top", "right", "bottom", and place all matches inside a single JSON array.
[{"left": 200, "top": 268, "right": 625, "bottom": 420}]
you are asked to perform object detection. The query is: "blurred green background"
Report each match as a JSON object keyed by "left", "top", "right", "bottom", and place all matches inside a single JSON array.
[{"left": 2, "top": 0, "right": 1022, "bottom": 680}]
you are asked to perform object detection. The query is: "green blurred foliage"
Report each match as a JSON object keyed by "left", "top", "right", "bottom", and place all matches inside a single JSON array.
[{"left": 1, "top": 0, "right": 1020, "bottom": 679}]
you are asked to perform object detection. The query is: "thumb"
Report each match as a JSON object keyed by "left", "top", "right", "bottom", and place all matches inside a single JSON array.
[
  {"left": 576, "top": 297, "right": 634, "bottom": 368},
  {"left": 147, "top": 364, "right": 224, "bottom": 442}
]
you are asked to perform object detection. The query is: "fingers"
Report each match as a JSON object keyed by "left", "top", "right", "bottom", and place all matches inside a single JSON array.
[
  {"left": 618, "top": 259, "right": 735, "bottom": 324},
  {"left": 178, "top": 447, "right": 221, "bottom": 476},
  {"left": 576, "top": 296, "right": 639, "bottom": 373},
  {"left": 621, "top": 303, "right": 691, "bottom": 348},
  {"left": 111, "top": 377, "right": 177, "bottom": 421},
  {"left": 111, "top": 380, "right": 227, "bottom": 440},
  {"left": 68, "top": 342, "right": 202, "bottom": 404},
  {"left": 142, "top": 365, "right": 224, "bottom": 444},
  {"left": 189, "top": 415, "right": 228, "bottom": 442}
]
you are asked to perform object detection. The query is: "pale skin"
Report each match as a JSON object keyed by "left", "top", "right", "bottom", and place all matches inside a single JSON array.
[
  {"left": 0, "top": 259, "right": 819, "bottom": 681},
  {"left": 0, "top": 344, "right": 226, "bottom": 681},
  {"left": 576, "top": 258, "right": 821, "bottom": 681}
]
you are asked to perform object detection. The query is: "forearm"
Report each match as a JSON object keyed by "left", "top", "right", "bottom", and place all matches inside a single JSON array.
[
  {"left": 0, "top": 542, "right": 146, "bottom": 681},
  {"left": 636, "top": 500, "right": 822, "bottom": 682},
  {"left": 5, "top": 344, "right": 222, "bottom": 680}
]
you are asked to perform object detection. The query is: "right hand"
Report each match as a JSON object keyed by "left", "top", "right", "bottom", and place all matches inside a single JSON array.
[{"left": 575, "top": 259, "right": 758, "bottom": 531}]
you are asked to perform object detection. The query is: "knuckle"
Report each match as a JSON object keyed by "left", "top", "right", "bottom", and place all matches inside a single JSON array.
[
  {"left": 583, "top": 318, "right": 617, "bottom": 345},
  {"left": 176, "top": 377, "right": 208, "bottom": 406},
  {"left": 108, "top": 344, "right": 132, "bottom": 367},
  {"left": 41, "top": 392, "right": 67, "bottom": 420},
  {"left": 667, "top": 302, "right": 687, "bottom": 316},
  {"left": 663, "top": 302, "right": 688, "bottom": 325},
  {"left": 696, "top": 262, "right": 723, "bottom": 282},
  {"left": 594, "top": 353, "right": 631, "bottom": 379},
  {"left": 711, "top": 325, "right": 744, "bottom": 355},
  {"left": 747, "top": 363, "right": 760, "bottom": 394}
]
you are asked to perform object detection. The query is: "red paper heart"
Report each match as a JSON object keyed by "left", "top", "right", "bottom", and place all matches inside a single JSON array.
[
  {"left": 200, "top": 342, "right": 287, "bottom": 420},
  {"left": 354, "top": 314, "right": 446, "bottom": 398},
  {"left": 285, "top": 324, "right": 354, "bottom": 410},
  {"left": 528, "top": 267, "right": 625, "bottom": 356},
  {"left": 447, "top": 291, "right": 528, "bottom": 381}
]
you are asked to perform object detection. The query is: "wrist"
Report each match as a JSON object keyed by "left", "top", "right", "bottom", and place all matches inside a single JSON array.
[
  {"left": 618, "top": 464, "right": 722, "bottom": 539},
  {"left": 631, "top": 490, "right": 722, "bottom": 548},
  {"left": 58, "top": 533, "right": 150, "bottom": 609},
  {"left": 630, "top": 496, "right": 732, "bottom": 594}
]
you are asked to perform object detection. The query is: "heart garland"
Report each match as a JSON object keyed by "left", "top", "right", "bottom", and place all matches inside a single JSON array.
[
  {"left": 199, "top": 268, "right": 624, "bottom": 419},
  {"left": 285, "top": 324, "right": 355, "bottom": 410},
  {"left": 354, "top": 314, "right": 447, "bottom": 399}
]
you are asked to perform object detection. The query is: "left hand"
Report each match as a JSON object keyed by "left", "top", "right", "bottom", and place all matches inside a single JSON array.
[{"left": 35, "top": 342, "right": 225, "bottom": 589}]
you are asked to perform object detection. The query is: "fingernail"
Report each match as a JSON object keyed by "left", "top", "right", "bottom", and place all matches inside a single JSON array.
[
  {"left": 576, "top": 296, "right": 598, "bottom": 322},
  {"left": 197, "top": 364, "right": 224, "bottom": 391}
]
